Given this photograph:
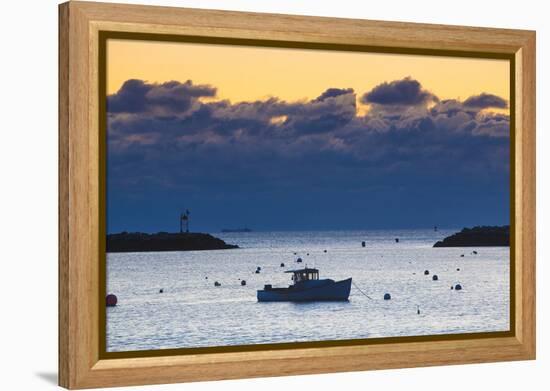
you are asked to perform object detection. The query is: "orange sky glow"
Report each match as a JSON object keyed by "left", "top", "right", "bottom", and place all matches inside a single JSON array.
[{"left": 107, "top": 39, "right": 510, "bottom": 116}]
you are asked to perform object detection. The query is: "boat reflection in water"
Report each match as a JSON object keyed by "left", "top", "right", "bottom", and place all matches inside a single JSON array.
[{"left": 257, "top": 268, "right": 352, "bottom": 302}]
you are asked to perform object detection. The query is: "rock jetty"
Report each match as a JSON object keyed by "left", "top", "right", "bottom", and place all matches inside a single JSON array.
[
  {"left": 433, "top": 226, "right": 509, "bottom": 247},
  {"left": 107, "top": 232, "right": 239, "bottom": 253}
]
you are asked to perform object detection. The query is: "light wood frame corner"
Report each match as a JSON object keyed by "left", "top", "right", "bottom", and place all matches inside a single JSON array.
[{"left": 59, "top": 1, "right": 536, "bottom": 389}]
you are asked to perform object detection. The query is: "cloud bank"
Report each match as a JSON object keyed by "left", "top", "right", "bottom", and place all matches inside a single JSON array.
[{"left": 106, "top": 77, "right": 510, "bottom": 232}]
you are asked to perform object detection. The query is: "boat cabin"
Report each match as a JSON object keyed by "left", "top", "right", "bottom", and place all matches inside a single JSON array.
[{"left": 285, "top": 268, "right": 319, "bottom": 283}]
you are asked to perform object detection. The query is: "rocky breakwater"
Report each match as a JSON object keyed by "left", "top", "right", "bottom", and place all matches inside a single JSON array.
[{"left": 107, "top": 232, "right": 239, "bottom": 253}]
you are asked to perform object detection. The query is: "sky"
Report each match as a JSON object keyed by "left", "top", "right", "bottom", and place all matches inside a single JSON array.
[{"left": 106, "top": 39, "right": 511, "bottom": 233}]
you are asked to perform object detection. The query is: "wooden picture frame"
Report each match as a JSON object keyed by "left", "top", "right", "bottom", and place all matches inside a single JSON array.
[{"left": 59, "top": 1, "right": 536, "bottom": 388}]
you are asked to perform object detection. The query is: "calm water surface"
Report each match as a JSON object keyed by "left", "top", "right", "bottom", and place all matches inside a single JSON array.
[{"left": 106, "top": 229, "right": 510, "bottom": 352}]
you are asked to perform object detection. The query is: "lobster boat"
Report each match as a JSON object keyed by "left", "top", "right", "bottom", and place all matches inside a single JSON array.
[{"left": 257, "top": 268, "right": 352, "bottom": 302}]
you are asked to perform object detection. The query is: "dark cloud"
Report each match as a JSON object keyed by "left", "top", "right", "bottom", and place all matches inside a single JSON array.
[
  {"left": 428, "top": 98, "right": 509, "bottom": 137},
  {"left": 107, "top": 79, "right": 151, "bottom": 113},
  {"left": 313, "top": 88, "right": 354, "bottom": 102},
  {"left": 361, "top": 77, "right": 436, "bottom": 106},
  {"left": 463, "top": 93, "right": 508, "bottom": 109},
  {"left": 107, "top": 79, "right": 217, "bottom": 115}
]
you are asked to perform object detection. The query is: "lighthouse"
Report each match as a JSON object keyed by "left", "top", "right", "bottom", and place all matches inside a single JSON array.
[{"left": 180, "top": 210, "right": 190, "bottom": 233}]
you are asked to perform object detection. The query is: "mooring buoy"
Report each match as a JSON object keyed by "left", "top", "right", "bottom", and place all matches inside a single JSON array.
[
  {"left": 106, "top": 294, "right": 118, "bottom": 307},
  {"left": 361, "top": 241, "right": 366, "bottom": 247},
  {"left": 432, "top": 275, "right": 438, "bottom": 281},
  {"left": 214, "top": 281, "right": 221, "bottom": 287},
  {"left": 241, "top": 280, "right": 246, "bottom": 286},
  {"left": 455, "top": 284, "right": 462, "bottom": 291},
  {"left": 424, "top": 270, "right": 430, "bottom": 275},
  {"left": 297, "top": 257, "right": 303, "bottom": 263},
  {"left": 280, "top": 262, "right": 285, "bottom": 267},
  {"left": 395, "top": 238, "right": 399, "bottom": 243},
  {"left": 384, "top": 293, "right": 391, "bottom": 300},
  {"left": 159, "top": 288, "right": 164, "bottom": 293}
]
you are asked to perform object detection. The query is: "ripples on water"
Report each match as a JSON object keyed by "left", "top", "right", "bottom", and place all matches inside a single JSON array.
[{"left": 106, "top": 229, "right": 510, "bottom": 352}]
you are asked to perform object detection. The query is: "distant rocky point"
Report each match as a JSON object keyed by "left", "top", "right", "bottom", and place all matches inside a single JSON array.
[
  {"left": 433, "top": 226, "right": 509, "bottom": 247},
  {"left": 221, "top": 228, "right": 252, "bottom": 233},
  {"left": 107, "top": 232, "right": 239, "bottom": 253}
]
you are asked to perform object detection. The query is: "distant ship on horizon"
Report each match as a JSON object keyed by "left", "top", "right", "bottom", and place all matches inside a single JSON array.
[{"left": 221, "top": 228, "right": 252, "bottom": 233}]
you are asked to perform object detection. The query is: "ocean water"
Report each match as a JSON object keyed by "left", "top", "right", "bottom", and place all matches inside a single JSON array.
[{"left": 106, "top": 229, "right": 510, "bottom": 352}]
